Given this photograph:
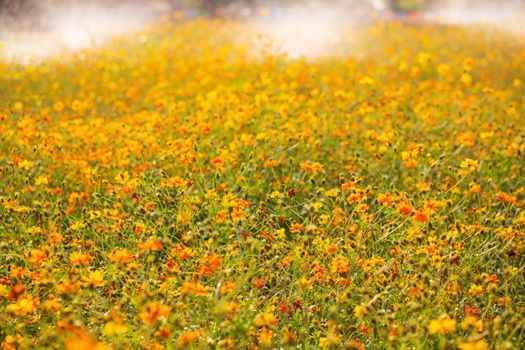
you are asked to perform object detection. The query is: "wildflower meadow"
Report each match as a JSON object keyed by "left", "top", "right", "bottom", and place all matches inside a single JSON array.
[{"left": 1, "top": 13, "right": 524, "bottom": 350}]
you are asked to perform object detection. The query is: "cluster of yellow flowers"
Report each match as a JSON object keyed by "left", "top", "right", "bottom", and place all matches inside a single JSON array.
[{"left": 0, "top": 18, "right": 524, "bottom": 349}]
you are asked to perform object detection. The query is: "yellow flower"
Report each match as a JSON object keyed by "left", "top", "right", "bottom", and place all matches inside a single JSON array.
[
  {"left": 458, "top": 339, "right": 489, "bottom": 350},
  {"left": 270, "top": 191, "right": 283, "bottom": 199},
  {"left": 69, "top": 221, "right": 86, "bottom": 230},
  {"left": 13, "top": 101, "right": 23, "bottom": 112},
  {"left": 319, "top": 214, "right": 330, "bottom": 224},
  {"left": 417, "top": 52, "right": 432, "bottom": 65},
  {"left": 359, "top": 76, "right": 375, "bottom": 85},
  {"left": 0, "top": 285, "right": 8, "bottom": 298},
  {"left": 83, "top": 270, "right": 104, "bottom": 287},
  {"left": 463, "top": 57, "right": 476, "bottom": 71},
  {"left": 102, "top": 321, "right": 128, "bottom": 336},
  {"left": 354, "top": 304, "right": 367, "bottom": 318},
  {"left": 460, "top": 73, "right": 473, "bottom": 85},
  {"left": 311, "top": 202, "right": 323, "bottom": 211},
  {"left": 437, "top": 63, "right": 451, "bottom": 76},
  {"left": 461, "top": 316, "right": 484, "bottom": 332},
  {"left": 460, "top": 158, "right": 478, "bottom": 172},
  {"left": 319, "top": 329, "right": 342, "bottom": 349},
  {"left": 325, "top": 188, "right": 339, "bottom": 197},
  {"left": 428, "top": 316, "right": 456, "bottom": 334},
  {"left": 53, "top": 101, "right": 65, "bottom": 112},
  {"left": 469, "top": 284, "right": 484, "bottom": 296},
  {"left": 17, "top": 159, "right": 34, "bottom": 170},
  {"left": 35, "top": 176, "right": 49, "bottom": 186},
  {"left": 253, "top": 312, "right": 278, "bottom": 327}
]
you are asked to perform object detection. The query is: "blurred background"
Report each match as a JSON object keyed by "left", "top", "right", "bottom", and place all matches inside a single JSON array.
[
  {"left": 1, "top": 0, "right": 524, "bottom": 61},
  {"left": 1, "top": 0, "right": 525, "bottom": 27}
]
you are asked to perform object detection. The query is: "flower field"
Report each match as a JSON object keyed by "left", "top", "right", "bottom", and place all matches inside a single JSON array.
[{"left": 1, "top": 19, "right": 524, "bottom": 349}]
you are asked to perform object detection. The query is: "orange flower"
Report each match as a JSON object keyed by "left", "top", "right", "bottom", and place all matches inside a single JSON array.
[
  {"left": 179, "top": 152, "right": 197, "bottom": 165},
  {"left": 217, "top": 338, "right": 235, "bottom": 348},
  {"left": 220, "top": 281, "right": 237, "bottom": 294},
  {"left": 161, "top": 176, "right": 190, "bottom": 188},
  {"left": 137, "top": 239, "right": 163, "bottom": 252},
  {"left": 347, "top": 191, "right": 365, "bottom": 203},
  {"left": 252, "top": 278, "right": 266, "bottom": 289},
  {"left": 108, "top": 249, "right": 135, "bottom": 263},
  {"left": 342, "top": 177, "right": 362, "bottom": 190},
  {"left": 56, "top": 280, "right": 82, "bottom": 294},
  {"left": 469, "top": 182, "right": 483, "bottom": 193},
  {"left": 211, "top": 156, "right": 224, "bottom": 168},
  {"left": 377, "top": 193, "right": 395, "bottom": 206},
  {"left": 397, "top": 202, "right": 413, "bottom": 215},
  {"left": 28, "top": 249, "right": 47, "bottom": 266},
  {"left": 263, "top": 159, "right": 279, "bottom": 168},
  {"left": 216, "top": 210, "right": 228, "bottom": 222},
  {"left": 180, "top": 281, "right": 209, "bottom": 296},
  {"left": 495, "top": 191, "right": 516, "bottom": 204},
  {"left": 300, "top": 161, "right": 324, "bottom": 173},
  {"left": 70, "top": 252, "right": 91, "bottom": 266},
  {"left": 1, "top": 335, "right": 17, "bottom": 350},
  {"left": 43, "top": 299, "right": 62, "bottom": 312},
  {"left": 176, "top": 330, "right": 204, "bottom": 347},
  {"left": 64, "top": 333, "right": 110, "bottom": 350},
  {"left": 196, "top": 253, "right": 222, "bottom": 277},
  {"left": 258, "top": 327, "right": 274, "bottom": 347},
  {"left": 457, "top": 132, "right": 475, "bottom": 147},
  {"left": 6, "top": 295, "right": 40, "bottom": 316},
  {"left": 139, "top": 302, "right": 171, "bottom": 325},
  {"left": 414, "top": 210, "right": 429, "bottom": 223},
  {"left": 290, "top": 223, "right": 305, "bottom": 233},
  {"left": 145, "top": 201, "right": 156, "bottom": 211},
  {"left": 155, "top": 327, "right": 171, "bottom": 339},
  {"left": 330, "top": 257, "right": 350, "bottom": 274},
  {"left": 172, "top": 243, "right": 194, "bottom": 260}
]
